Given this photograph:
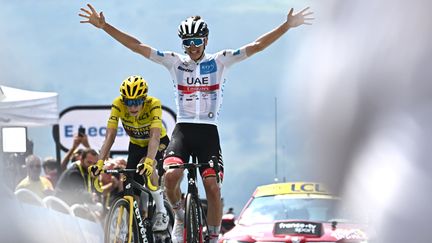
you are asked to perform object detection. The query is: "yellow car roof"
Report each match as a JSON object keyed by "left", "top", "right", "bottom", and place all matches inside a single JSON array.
[{"left": 253, "top": 182, "right": 334, "bottom": 198}]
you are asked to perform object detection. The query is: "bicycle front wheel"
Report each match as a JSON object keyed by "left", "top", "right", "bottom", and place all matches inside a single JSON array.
[
  {"left": 184, "top": 193, "right": 202, "bottom": 243},
  {"left": 104, "top": 198, "right": 140, "bottom": 243}
]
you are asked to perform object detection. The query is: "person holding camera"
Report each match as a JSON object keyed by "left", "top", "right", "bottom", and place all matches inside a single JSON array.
[
  {"left": 60, "top": 129, "right": 91, "bottom": 171},
  {"left": 90, "top": 75, "right": 170, "bottom": 231}
]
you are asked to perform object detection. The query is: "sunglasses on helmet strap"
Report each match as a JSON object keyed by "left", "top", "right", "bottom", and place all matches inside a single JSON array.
[
  {"left": 123, "top": 98, "right": 145, "bottom": 107},
  {"left": 182, "top": 38, "right": 205, "bottom": 48}
]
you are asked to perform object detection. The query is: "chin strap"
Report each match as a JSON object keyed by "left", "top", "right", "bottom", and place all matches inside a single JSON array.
[
  {"left": 198, "top": 44, "right": 206, "bottom": 60},
  {"left": 197, "top": 50, "right": 205, "bottom": 61}
]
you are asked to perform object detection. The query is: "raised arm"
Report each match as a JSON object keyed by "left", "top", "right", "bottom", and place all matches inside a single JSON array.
[
  {"left": 60, "top": 134, "right": 89, "bottom": 171},
  {"left": 79, "top": 3, "right": 152, "bottom": 58},
  {"left": 244, "top": 7, "right": 314, "bottom": 57}
]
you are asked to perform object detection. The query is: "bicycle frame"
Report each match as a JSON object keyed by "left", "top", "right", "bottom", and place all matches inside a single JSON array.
[
  {"left": 186, "top": 158, "right": 207, "bottom": 243},
  {"left": 104, "top": 169, "right": 155, "bottom": 243},
  {"left": 166, "top": 156, "right": 220, "bottom": 243}
]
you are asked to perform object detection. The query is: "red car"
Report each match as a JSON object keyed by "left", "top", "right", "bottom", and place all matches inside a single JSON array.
[{"left": 219, "top": 182, "right": 369, "bottom": 243}]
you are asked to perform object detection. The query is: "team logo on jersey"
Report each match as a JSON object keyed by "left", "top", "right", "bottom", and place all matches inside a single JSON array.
[
  {"left": 138, "top": 113, "right": 149, "bottom": 120},
  {"left": 200, "top": 60, "right": 217, "bottom": 74},
  {"left": 185, "top": 94, "right": 198, "bottom": 101},
  {"left": 201, "top": 93, "right": 209, "bottom": 100},
  {"left": 210, "top": 91, "right": 217, "bottom": 100},
  {"left": 122, "top": 117, "right": 134, "bottom": 123},
  {"left": 178, "top": 84, "right": 220, "bottom": 92},
  {"left": 123, "top": 124, "right": 150, "bottom": 139},
  {"left": 186, "top": 76, "right": 209, "bottom": 85},
  {"left": 200, "top": 91, "right": 217, "bottom": 100},
  {"left": 178, "top": 66, "right": 194, "bottom": 72}
]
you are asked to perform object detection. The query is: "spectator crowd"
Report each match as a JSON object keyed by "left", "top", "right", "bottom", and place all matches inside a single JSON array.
[{"left": 12, "top": 133, "right": 126, "bottom": 224}]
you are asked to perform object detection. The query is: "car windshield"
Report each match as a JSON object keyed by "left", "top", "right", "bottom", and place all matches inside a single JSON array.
[{"left": 238, "top": 195, "right": 364, "bottom": 225}]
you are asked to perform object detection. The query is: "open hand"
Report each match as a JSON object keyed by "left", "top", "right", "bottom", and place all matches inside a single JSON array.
[
  {"left": 79, "top": 3, "right": 106, "bottom": 29},
  {"left": 287, "top": 7, "right": 314, "bottom": 28}
]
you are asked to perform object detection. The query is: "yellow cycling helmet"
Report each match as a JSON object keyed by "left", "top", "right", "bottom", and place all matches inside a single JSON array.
[{"left": 120, "top": 75, "right": 148, "bottom": 99}]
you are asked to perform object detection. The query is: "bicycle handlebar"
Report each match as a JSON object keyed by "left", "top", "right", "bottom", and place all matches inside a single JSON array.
[
  {"left": 164, "top": 156, "right": 221, "bottom": 183},
  {"left": 164, "top": 163, "right": 205, "bottom": 169},
  {"left": 101, "top": 168, "right": 157, "bottom": 191},
  {"left": 104, "top": 168, "right": 136, "bottom": 173}
]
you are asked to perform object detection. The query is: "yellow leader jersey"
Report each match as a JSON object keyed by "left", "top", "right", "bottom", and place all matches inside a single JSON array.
[{"left": 107, "top": 96, "right": 167, "bottom": 147}]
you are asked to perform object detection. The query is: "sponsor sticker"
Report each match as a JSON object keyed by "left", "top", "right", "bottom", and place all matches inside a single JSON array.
[
  {"left": 274, "top": 221, "right": 322, "bottom": 236},
  {"left": 331, "top": 229, "right": 367, "bottom": 240},
  {"left": 200, "top": 59, "right": 217, "bottom": 74},
  {"left": 178, "top": 66, "right": 194, "bottom": 72}
]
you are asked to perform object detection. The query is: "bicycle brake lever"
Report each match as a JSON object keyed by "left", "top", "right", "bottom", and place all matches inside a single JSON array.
[
  {"left": 146, "top": 175, "right": 157, "bottom": 191},
  {"left": 164, "top": 164, "right": 180, "bottom": 170}
]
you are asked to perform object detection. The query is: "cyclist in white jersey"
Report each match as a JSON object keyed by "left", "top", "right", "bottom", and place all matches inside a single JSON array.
[
  {"left": 150, "top": 48, "right": 247, "bottom": 124},
  {"left": 79, "top": 5, "right": 313, "bottom": 242}
]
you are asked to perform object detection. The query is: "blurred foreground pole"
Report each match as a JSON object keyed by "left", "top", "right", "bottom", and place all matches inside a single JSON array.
[{"left": 296, "top": 0, "right": 432, "bottom": 242}]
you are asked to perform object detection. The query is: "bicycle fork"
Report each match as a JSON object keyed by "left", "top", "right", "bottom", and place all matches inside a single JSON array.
[
  {"left": 198, "top": 200, "right": 209, "bottom": 243},
  {"left": 124, "top": 195, "right": 149, "bottom": 243},
  {"left": 187, "top": 179, "right": 208, "bottom": 243}
]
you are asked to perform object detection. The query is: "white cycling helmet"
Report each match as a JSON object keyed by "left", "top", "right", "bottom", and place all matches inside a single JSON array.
[{"left": 178, "top": 16, "right": 209, "bottom": 39}]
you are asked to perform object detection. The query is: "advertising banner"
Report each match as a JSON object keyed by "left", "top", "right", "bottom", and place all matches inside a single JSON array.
[{"left": 57, "top": 105, "right": 176, "bottom": 154}]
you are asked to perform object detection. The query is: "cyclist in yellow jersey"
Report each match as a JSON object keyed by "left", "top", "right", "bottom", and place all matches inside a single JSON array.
[{"left": 90, "top": 75, "right": 170, "bottom": 231}]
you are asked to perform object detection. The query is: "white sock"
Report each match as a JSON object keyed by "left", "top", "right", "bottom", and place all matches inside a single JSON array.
[
  {"left": 175, "top": 208, "right": 185, "bottom": 221},
  {"left": 172, "top": 200, "right": 184, "bottom": 220},
  {"left": 150, "top": 189, "right": 166, "bottom": 214}
]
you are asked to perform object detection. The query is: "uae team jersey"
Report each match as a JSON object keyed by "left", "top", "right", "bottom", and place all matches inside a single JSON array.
[
  {"left": 148, "top": 48, "right": 248, "bottom": 125},
  {"left": 107, "top": 96, "right": 167, "bottom": 147}
]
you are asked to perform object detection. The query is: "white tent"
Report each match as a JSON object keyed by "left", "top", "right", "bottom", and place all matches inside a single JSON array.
[{"left": 0, "top": 85, "right": 58, "bottom": 126}]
